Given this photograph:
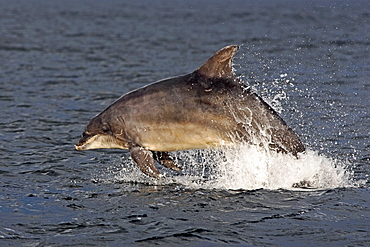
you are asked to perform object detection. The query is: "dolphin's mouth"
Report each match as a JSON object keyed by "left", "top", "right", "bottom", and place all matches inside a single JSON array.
[
  {"left": 75, "top": 134, "right": 128, "bottom": 150},
  {"left": 75, "top": 135, "right": 94, "bottom": 150}
]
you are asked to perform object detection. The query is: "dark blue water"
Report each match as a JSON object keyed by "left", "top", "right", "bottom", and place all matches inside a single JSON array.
[{"left": 1, "top": 0, "right": 369, "bottom": 246}]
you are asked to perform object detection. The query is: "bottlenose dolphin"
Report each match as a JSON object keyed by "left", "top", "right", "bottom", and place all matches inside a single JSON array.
[{"left": 75, "top": 45, "right": 305, "bottom": 178}]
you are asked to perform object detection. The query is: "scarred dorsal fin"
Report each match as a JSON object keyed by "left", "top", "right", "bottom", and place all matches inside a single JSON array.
[{"left": 196, "top": 45, "right": 239, "bottom": 79}]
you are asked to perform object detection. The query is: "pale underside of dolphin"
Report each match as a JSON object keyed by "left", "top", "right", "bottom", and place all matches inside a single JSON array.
[{"left": 75, "top": 45, "right": 305, "bottom": 178}]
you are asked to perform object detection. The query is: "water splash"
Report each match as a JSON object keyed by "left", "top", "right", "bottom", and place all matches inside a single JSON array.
[
  {"left": 102, "top": 63, "right": 355, "bottom": 190},
  {"left": 108, "top": 145, "right": 354, "bottom": 191}
]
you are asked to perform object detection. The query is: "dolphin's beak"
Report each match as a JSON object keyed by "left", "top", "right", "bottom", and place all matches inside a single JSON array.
[
  {"left": 75, "top": 143, "right": 84, "bottom": 150},
  {"left": 75, "top": 134, "right": 128, "bottom": 150},
  {"left": 75, "top": 135, "right": 91, "bottom": 150}
]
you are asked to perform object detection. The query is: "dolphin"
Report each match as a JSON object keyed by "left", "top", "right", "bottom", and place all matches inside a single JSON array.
[{"left": 75, "top": 45, "right": 305, "bottom": 178}]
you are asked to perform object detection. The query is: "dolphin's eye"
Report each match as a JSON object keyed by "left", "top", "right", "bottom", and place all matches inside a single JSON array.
[{"left": 102, "top": 124, "right": 110, "bottom": 133}]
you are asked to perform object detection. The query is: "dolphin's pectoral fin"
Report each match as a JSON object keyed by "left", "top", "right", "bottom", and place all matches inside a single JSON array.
[
  {"left": 129, "top": 145, "right": 161, "bottom": 178},
  {"left": 153, "top": 151, "right": 181, "bottom": 172}
]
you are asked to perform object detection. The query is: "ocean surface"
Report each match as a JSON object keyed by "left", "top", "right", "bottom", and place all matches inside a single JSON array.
[{"left": 1, "top": 0, "right": 369, "bottom": 246}]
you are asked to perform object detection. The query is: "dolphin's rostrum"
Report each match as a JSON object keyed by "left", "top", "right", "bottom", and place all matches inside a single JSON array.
[{"left": 75, "top": 45, "right": 305, "bottom": 178}]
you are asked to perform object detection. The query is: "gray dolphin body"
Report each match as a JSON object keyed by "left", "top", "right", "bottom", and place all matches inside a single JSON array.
[{"left": 76, "top": 45, "right": 305, "bottom": 178}]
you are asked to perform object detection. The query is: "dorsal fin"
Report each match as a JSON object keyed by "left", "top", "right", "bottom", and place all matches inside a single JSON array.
[{"left": 196, "top": 45, "right": 239, "bottom": 79}]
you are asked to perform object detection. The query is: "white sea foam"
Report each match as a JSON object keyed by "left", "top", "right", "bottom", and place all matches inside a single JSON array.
[{"left": 110, "top": 145, "right": 354, "bottom": 191}]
